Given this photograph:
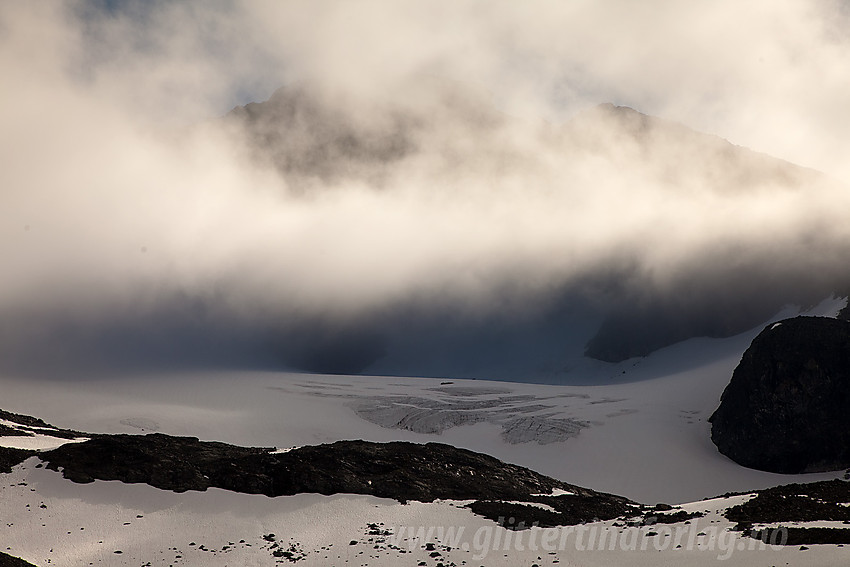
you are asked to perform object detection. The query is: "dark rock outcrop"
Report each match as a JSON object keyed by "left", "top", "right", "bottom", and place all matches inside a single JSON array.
[
  {"left": 726, "top": 478, "right": 850, "bottom": 545},
  {"left": 710, "top": 316, "right": 850, "bottom": 473},
  {"left": 743, "top": 526, "right": 850, "bottom": 546},
  {"left": 40, "top": 434, "right": 634, "bottom": 526},
  {"left": 725, "top": 479, "right": 850, "bottom": 524},
  {"left": 0, "top": 447, "right": 34, "bottom": 474},
  {"left": 0, "top": 552, "right": 38, "bottom": 567},
  {"left": 0, "top": 409, "right": 51, "bottom": 429},
  {"left": 468, "top": 493, "right": 638, "bottom": 529}
]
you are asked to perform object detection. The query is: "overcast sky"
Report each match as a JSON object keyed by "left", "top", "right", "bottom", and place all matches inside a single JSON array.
[{"left": 2, "top": 1, "right": 850, "bottom": 373}]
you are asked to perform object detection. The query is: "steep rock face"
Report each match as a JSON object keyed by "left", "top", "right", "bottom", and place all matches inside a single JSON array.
[{"left": 710, "top": 316, "right": 850, "bottom": 473}]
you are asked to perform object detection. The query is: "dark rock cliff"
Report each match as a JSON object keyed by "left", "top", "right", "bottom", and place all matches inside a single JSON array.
[{"left": 710, "top": 316, "right": 850, "bottom": 473}]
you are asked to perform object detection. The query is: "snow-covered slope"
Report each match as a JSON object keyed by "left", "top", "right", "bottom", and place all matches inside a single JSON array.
[
  {"left": 1, "top": 455, "right": 846, "bottom": 566},
  {"left": 1, "top": 298, "right": 845, "bottom": 506},
  {"left": 1, "top": 299, "right": 847, "bottom": 566}
]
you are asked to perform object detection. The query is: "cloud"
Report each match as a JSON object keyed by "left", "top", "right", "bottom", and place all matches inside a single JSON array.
[
  {"left": 1, "top": 1, "right": 849, "bottom": 375},
  {"left": 237, "top": 1, "right": 850, "bottom": 176}
]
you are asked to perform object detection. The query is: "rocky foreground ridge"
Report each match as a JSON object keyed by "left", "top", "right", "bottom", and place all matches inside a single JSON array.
[
  {"left": 2, "top": 404, "right": 850, "bottom": 567},
  {"left": 0, "top": 408, "right": 635, "bottom": 528}
]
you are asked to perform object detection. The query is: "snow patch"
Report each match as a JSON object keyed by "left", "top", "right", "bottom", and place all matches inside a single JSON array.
[
  {"left": 0, "top": 434, "right": 89, "bottom": 451},
  {"left": 532, "top": 488, "right": 576, "bottom": 497}
]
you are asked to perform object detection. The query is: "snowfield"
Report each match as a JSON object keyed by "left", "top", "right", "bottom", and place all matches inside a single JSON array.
[
  {"left": 0, "top": 297, "right": 847, "bottom": 566},
  {"left": 1, "top": 458, "right": 845, "bottom": 566}
]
